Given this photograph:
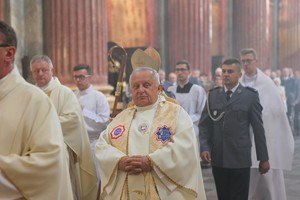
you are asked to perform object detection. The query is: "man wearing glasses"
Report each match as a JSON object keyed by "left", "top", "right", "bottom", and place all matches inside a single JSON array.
[
  {"left": 168, "top": 59, "right": 206, "bottom": 151},
  {"left": 240, "top": 48, "right": 294, "bottom": 200},
  {"left": 73, "top": 64, "right": 110, "bottom": 145},
  {"left": 30, "top": 55, "right": 98, "bottom": 200}
]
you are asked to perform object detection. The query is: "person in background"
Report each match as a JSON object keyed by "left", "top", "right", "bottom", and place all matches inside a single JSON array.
[
  {"left": 159, "top": 69, "right": 172, "bottom": 90},
  {"left": 168, "top": 71, "right": 177, "bottom": 85},
  {"left": 95, "top": 47, "right": 206, "bottom": 199},
  {"left": 276, "top": 69, "right": 282, "bottom": 78},
  {"left": 0, "top": 20, "right": 73, "bottom": 199},
  {"left": 73, "top": 64, "right": 110, "bottom": 146},
  {"left": 281, "top": 67, "right": 300, "bottom": 135},
  {"left": 294, "top": 69, "right": 300, "bottom": 79},
  {"left": 214, "top": 67, "right": 222, "bottom": 77},
  {"left": 30, "top": 55, "right": 98, "bottom": 200},
  {"left": 293, "top": 69, "right": 300, "bottom": 136},
  {"left": 213, "top": 74, "right": 223, "bottom": 87},
  {"left": 263, "top": 68, "right": 272, "bottom": 77},
  {"left": 200, "top": 72, "right": 209, "bottom": 82},
  {"left": 270, "top": 70, "right": 277, "bottom": 80},
  {"left": 240, "top": 48, "right": 294, "bottom": 200},
  {"left": 168, "top": 59, "right": 207, "bottom": 150},
  {"left": 200, "top": 58, "right": 269, "bottom": 200},
  {"left": 190, "top": 69, "right": 202, "bottom": 85},
  {"left": 158, "top": 69, "right": 175, "bottom": 98}
]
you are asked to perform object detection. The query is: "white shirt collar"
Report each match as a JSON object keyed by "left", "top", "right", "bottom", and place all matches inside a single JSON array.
[{"left": 224, "top": 83, "right": 239, "bottom": 93}]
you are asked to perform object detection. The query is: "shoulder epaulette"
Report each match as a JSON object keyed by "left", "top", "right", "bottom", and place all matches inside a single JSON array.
[{"left": 245, "top": 86, "right": 258, "bottom": 93}]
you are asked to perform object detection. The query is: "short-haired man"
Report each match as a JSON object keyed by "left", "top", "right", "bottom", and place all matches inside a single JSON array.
[
  {"left": 30, "top": 55, "right": 97, "bottom": 200},
  {"left": 240, "top": 48, "right": 294, "bottom": 200},
  {"left": 73, "top": 64, "right": 110, "bottom": 145},
  {"left": 95, "top": 48, "right": 206, "bottom": 199},
  {"left": 168, "top": 59, "right": 206, "bottom": 150},
  {"left": 0, "top": 21, "right": 73, "bottom": 199},
  {"left": 168, "top": 72, "right": 177, "bottom": 85},
  {"left": 200, "top": 58, "right": 270, "bottom": 200}
]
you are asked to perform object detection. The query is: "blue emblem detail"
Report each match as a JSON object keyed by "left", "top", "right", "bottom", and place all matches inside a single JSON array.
[
  {"left": 110, "top": 125, "right": 125, "bottom": 139},
  {"left": 156, "top": 126, "right": 172, "bottom": 143},
  {"left": 114, "top": 128, "right": 122, "bottom": 135}
]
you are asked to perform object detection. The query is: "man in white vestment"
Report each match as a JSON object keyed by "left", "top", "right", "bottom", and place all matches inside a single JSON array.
[
  {"left": 95, "top": 48, "right": 206, "bottom": 200},
  {"left": 0, "top": 20, "right": 73, "bottom": 200},
  {"left": 239, "top": 48, "right": 294, "bottom": 200},
  {"left": 73, "top": 64, "right": 110, "bottom": 146},
  {"left": 30, "top": 55, "right": 98, "bottom": 200},
  {"left": 168, "top": 59, "right": 206, "bottom": 150},
  {"left": 73, "top": 63, "right": 110, "bottom": 183}
]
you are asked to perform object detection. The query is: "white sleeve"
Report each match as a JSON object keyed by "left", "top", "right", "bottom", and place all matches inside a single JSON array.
[
  {"left": 0, "top": 170, "right": 22, "bottom": 200},
  {"left": 82, "top": 93, "right": 110, "bottom": 123}
]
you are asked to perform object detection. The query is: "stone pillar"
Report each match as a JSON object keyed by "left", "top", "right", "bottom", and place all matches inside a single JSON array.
[
  {"left": 278, "top": 0, "right": 300, "bottom": 71},
  {"left": 0, "top": 0, "right": 4, "bottom": 20},
  {"left": 0, "top": 1, "right": 43, "bottom": 81},
  {"left": 167, "top": 0, "right": 211, "bottom": 75},
  {"left": 232, "top": 0, "right": 273, "bottom": 70},
  {"left": 43, "top": 0, "right": 108, "bottom": 86},
  {"left": 211, "top": 0, "right": 229, "bottom": 72}
]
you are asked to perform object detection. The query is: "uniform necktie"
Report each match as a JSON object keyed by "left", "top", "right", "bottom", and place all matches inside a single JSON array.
[{"left": 226, "top": 90, "right": 232, "bottom": 101}]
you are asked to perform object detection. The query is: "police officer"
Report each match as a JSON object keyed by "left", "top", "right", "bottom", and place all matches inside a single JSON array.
[{"left": 199, "top": 58, "right": 270, "bottom": 200}]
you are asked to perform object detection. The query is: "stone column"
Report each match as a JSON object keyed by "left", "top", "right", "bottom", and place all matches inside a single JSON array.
[
  {"left": 232, "top": 0, "right": 273, "bottom": 70},
  {"left": 43, "top": 0, "right": 109, "bottom": 86},
  {"left": 278, "top": 0, "right": 300, "bottom": 71},
  {"left": 167, "top": 0, "right": 211, "bottom": 75}
]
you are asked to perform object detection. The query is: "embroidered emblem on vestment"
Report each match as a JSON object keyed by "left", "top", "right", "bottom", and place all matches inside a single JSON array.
[
  {"left": 138, "top": 122, "right": 149, "bottom": 134},
  {"left": 155, "top": 126, "right": 173, "bottom": 144},
  {"left": 110, "top": 125, "right": 125, "bottom": 139}
]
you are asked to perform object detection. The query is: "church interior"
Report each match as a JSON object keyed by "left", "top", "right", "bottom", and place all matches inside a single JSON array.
[{"left": 0, "top": 0, "right": 299, "bottom": 93}]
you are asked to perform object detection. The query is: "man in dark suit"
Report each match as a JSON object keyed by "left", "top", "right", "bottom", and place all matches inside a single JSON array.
[{"left": 199, "top": 58, "right": 269, "bottom": 200}]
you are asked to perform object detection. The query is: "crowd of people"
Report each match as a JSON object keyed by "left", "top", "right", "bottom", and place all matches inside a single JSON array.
[{"left": 0, "top": 20, "right": 296, "bottom": 200}]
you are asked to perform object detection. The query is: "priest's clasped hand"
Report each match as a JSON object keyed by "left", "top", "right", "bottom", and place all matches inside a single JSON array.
[{"left": 118, "top": 155, "right": 152, "bottom": 175}]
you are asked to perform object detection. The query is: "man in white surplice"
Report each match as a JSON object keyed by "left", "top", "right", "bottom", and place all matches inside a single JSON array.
[
  {"left": 73, "top": 64, "right": 110, "bottom": 146},
  {"left": 239, "top": 48, "right": 294, "bottom": 200},
  {"left": 168, "top": 59, "right": 206, "bottom": 150}
]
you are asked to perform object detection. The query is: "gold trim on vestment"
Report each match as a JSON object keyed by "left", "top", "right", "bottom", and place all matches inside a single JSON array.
[
  {"left": 108, "top": 100, "right": 197, "bottom": 199},
  {"left": 148, "top": 156, "right": 198, "bottom": 197}
]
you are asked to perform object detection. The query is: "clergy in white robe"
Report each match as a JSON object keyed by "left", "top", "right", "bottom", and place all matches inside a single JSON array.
[
  {"left": 168, "top": 83, "right": 206, "bottom": 148},
  {"left": 168, "top": 60, "right": 206, "bottom": 150},
  {"left": 73, "top": 64, "right": 111, "bottom": 183},
  {"left": 0, "top": 67, "right": 73, "bottom": 199},
  {"left": 75, "top": 85, "right": 110, "bottom": 143},
  {"left": 240, "top": 48, "right": 294, "bottom": 200},
  {"left": 95, "top": 66, "right": 206, "bottom": 200},
  {"left": 30, "top": 55, "right": 98, "bottom": 200}
]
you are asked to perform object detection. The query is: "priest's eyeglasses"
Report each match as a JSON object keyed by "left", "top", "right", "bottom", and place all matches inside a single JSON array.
[
  {"left": 241, "top": 59, "right": 254, "bottom": 64},
  {"left": 32, "top": 68, "right": 50, "bottom": 74},
  {"left": 73, "top": 75, "right": 91, "bottom": 81}
]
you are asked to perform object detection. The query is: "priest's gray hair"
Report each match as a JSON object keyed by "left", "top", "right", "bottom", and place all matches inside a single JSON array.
[
  {"left": 129, "top": 67, "right": 160, "bottom": 85},
  {"left": 30, "top": 55, "right": 54, "bottom": 70},
  {"left": 239, "top": 48, "right": 257, "bottom": 59}
]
